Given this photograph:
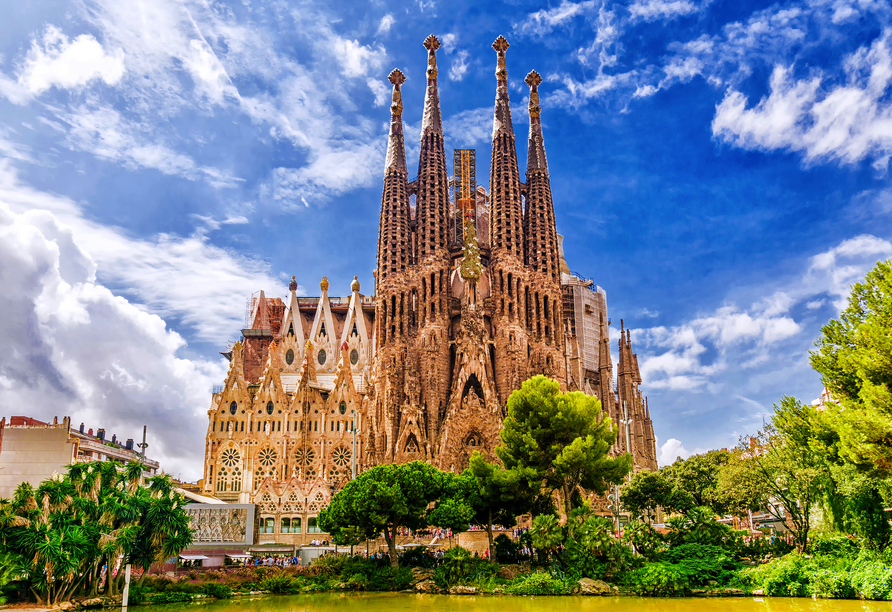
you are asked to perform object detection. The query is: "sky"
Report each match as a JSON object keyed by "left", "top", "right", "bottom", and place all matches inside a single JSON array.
[{"left": 0, "top": 0, "right": 891, "bottom": 481}]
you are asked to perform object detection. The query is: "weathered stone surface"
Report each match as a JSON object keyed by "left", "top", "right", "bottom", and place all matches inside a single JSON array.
[
  {"left": 577, "top": 578, "right": 611, "bottom": 595},
  {"left": 415, "top": 580, "right": 440, "bottom": 593},
  {"left": 448, "top": 585, "right": 478, "bottom": 595},
  {"left": 752, "top": 589, "right": 765, "bottom": 595}
]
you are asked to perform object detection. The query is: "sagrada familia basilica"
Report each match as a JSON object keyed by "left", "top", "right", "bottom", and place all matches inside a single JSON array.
[{"left": 202, "top": 35, "right": 658, "bottom": 539}]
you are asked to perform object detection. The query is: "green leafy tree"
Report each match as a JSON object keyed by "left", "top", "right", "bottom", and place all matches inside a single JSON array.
[
  {"left": 318, "top": 461, "right": 466, "bottom": 567},
  {"left": 0, "top": 462, "right": 192, "bottom": 605},
  {"left": 496, "top": 375, "right": 632, "bottom": 513},
  {"left": 441, "top": 452, "right": 533, "bottom": 555},
  {"left": 717, "top": 397, "right": 825, "bottom": 553},
  {"left": 529, "top": 513, "right": 563, "bottom": 562},
  {"left": 662, "top": 449, "right": 732, "bottom": 514},
  {"left": 621, "top": 469, "right": 693, "bottom": 521},
  {"left": 810, "top": 258, "right": 892, "bottom": 475}
]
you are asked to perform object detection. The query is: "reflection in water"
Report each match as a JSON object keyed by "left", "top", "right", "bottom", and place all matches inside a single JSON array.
[{"left": 144, "top": 592, "right": 892, "bottom": 612}]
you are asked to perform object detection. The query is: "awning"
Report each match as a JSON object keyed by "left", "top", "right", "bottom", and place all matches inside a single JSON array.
[
  {"left": 225, "top": 554, "right": 253, "bottom": 559},
  {"left": 248, "top": 546, "right": 294, "bottom": 554},
  {"left": 179, "top": 555, "right": 209, "bottom": 560}
]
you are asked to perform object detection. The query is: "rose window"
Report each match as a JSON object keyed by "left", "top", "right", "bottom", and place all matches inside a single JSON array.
[
  {"left": 295, "top": 448, "right": 316, "bottom": 465},
  {"left": 221, "top": 449, "right": 240, "bottom": 467},
  {"left": 332, "top": 447, "right": 351, "bottom": 467},
  {"left": 258, "top": 448, "right": 278, "bottom": 467}
]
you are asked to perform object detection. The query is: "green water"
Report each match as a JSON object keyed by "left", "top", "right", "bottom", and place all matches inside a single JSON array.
[{"left": 143, "top": 592, "right": 892, "bottom": 612}]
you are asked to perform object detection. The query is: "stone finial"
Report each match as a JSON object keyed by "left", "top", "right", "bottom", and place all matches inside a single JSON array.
[
  {"left": 492, "top": 35, "right": 509, "bottom": 53},
  {"left": 388, "top": 69, "right": 405, "bottom": 118},
  {"left": 289, "top": 275, "right": 298, "bottom": 292},
  {"left": 526, "top": 70, "right": 542, "bottom": 119},
  {"left": 320, "top": 276, "right": 329, "bottom": 292},
  {"left": 351, "top": 275, "right": 360, "bottom": 292},
  {"left": 493, "top": 36, "right": 509, "bottom": 81},
  {"left": 424, "top": 34, "right": 440, "bottom": 80}
]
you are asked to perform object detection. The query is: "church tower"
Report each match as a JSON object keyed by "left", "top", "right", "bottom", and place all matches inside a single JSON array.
[
  {"left": 488, "top": 36, "right": 530, "bottom": 407},
  {"left": 411, "top": 35, "right": 452, "bottom": 461},
  {"left": 523, "top": 69, "right": 565, "bottom": 381},
  {"left": 373, "top": 68, "right": 411, "bottom": 464}
]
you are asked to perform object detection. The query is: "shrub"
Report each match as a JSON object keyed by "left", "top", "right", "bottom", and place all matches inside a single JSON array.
[
  {"left": 811, "top": 534, "right": 860, "bottom": 558},
  {"left": 400, "top": 546, "right": 436, "bottom": 568},
  {"left": 200, "top": 582, "right": 233, "bottom": 599},
  {"left": 742, "top": 554, "right": 810, "bottom": 596},
  {"left": 808, "top": 569, "right": 855, "bottom": 599},
  {"left": 849, "top": 559, "right": 892, "bottom": 600},
  {"left": 625, "top": 562, "right": 690, "bottom": 596},
  {"left": 625, "top": 521, "right": 664, "bottom": 558},
  {"left": 434, "top": 546, "right": 473, "bottom": 587},
  {"left": 660, "top": 543, "right": 739, "bottom": 586},
  {"left": 260, "top": 574, "right": 300, "bottom": 594},
  {"left": 494, "top": 534, "right": 518, "bottom": 564},
  {"left": 506, "top": 571, "right": 570, "bottom": 595}
]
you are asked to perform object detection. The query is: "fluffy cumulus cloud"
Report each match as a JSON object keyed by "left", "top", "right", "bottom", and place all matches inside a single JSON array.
[
  {"left": 712, "top": 32, "right": 892, "bottom": 167},
  {"left": 637, "top": 234, "right": 892, "bottom": 391},
  {"left": 659, "top": 438, "right": 692, "bottom": 465},
  {"left": 629, "top": 0, "right": 702, "bottom": 21},
  {"left": 0, "top": 162, "right": 282, "bottom": 344},
  {"left": 18, "top": 26, "right": 125, "bottom": 95},
  {"left": 0, "top": 200, "right": 220, "bottom": 480}
]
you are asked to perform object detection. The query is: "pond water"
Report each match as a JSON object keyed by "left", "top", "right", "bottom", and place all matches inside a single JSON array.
[{"left": 143, "top": 592, "right": 892, "bottom": 612}]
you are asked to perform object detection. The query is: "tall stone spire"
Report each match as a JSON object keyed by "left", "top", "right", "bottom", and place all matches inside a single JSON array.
[
  {"left": 375, "top": 69, "right": 411, "bottom": 293},
  {"left": 489, "top": 35, "right": 523, "bottom": 259},
  {"left": 384, "top": 69, "right": 407, "bottom": 174},
  {"left": 417, "top": 34, "right": 448, "bottom": 260},
  {"left": 524, "top": 70, "right": 559, "bottom": 283}
]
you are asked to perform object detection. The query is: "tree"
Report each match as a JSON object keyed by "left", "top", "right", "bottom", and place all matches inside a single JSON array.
[
  {"left": 621, "top": 469, "right": 693, "bottom": 521},
  {"left": 496, "top": 376, "right": 632, "bottom": 513},
  {"left": 662, "top": 449, "right": 732, "bottom": 514},
  {"left": 810, "top": 258, "right": 892, "bottom": 475},
  {"left": 318, "top": 461, "right": 468, "bottom": 567},
  {"left": 441, "top": 452, "right": 533, "bottom": 555},
  {"left": 717, "top": 397, "right": 825, "bottom": 553},
  {"left": 0, "top": 461, "right": 192, "bottom": 605}
]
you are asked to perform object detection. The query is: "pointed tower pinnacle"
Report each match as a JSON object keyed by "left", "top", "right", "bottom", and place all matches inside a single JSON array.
[
  {"left": 489, "top": 35, "right": 523, "bottom": 259},
  {"left": 421, "top": 35, "right": 442, "bottom": 134},
  {"left": 491, "top": 35, "right": 513, "bottom": 138},
  {"left": 417, "top": 34, "right": 449, "bottom": 259},
  {"left": 384, "top": 69, "right": 407, "bottom": 174},
  {"left": 525, "top": 70, "right": 547, "bottom": 172}
]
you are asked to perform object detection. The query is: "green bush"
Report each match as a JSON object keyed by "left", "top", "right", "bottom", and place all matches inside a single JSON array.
[
  {"left": 625, "top": 521, "right": 665, "bottom": 558},
  {"left": 506, "top": 571, "right": 571, "bottom": 595},
  {"left": 849, "top": 558, "right": 892, "bottom": 600},
  {"left": 260, "top": 574, "right": 300, "bottom": 594},
  {"left": 625, "top": 562, "right": 690, "bottom": 596},
  {"left": 660, "top": 543, "right": 739, "bottom": 586},
  {"left": 494, "top": 534, "right": 518, "bottom": 563},
  {"left": 808, "top": 569, "right": 854, "bottom": 599},
  {"left": 811, "top": 533, "right": 860, "bottom": 558},
  {"left": 200, "top": 582, "right": 233, "bottom": 599},
  {"left": 434, "top": 546, "right": 473, "bottom": 587},
  {"left": 742, "top": 554, "right": 810, "bottom": 596}
]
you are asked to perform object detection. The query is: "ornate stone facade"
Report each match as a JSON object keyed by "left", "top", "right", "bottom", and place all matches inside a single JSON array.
[{"left": 201, "top": 35, "right": 658, "bottom": 541}]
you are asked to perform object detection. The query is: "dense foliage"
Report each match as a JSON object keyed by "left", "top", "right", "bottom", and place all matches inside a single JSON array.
[{"left": 0, "top": 461, "right": 192, "bottom": 605}]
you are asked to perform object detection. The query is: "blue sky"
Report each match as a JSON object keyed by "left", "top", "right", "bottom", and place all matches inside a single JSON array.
[{"left": 1, "top": 0, "right": 891, "bottom": 479}]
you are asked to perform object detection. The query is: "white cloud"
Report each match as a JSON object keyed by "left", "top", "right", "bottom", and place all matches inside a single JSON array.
[
  {"left": 638, "top": 233, "right": 892, "bottom": 391},
  {"left": 330, "top": 38, "right": 386, "bottom": 79},
  {"left": 450, "top": 50, "right": 471, "bottom": 81},
  {"left": 0, "top": 161, "right": 283, "bottom": 344},
  {"left": 377, "top": 15, "right": 395, "bottom": 35},
  {"left": 445, "top": 107, "right": 492, "bottom": 147},
  {"left": 59, "top": 105, "right": 242, "bottom": 188},
  {"left": 629, "top": 0, "right": 701, "bottom": 21},
  {"left": 515, "top": 1, "right": 597, "bottom": 38},
  {"left": 18, "top": 26, "right": 124, "bottom": 95},
  {"left": 712, "top": 31, "right": 892, "bottom": 167},
  {"left": 367, "top": 78, "right": 389, "bottom": 107},
  {"left": 659, "top": 438, "right": 691, "bottom": 465},
  {"left": 0, "top": 199, "right": 222, "bottom": 480}
]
